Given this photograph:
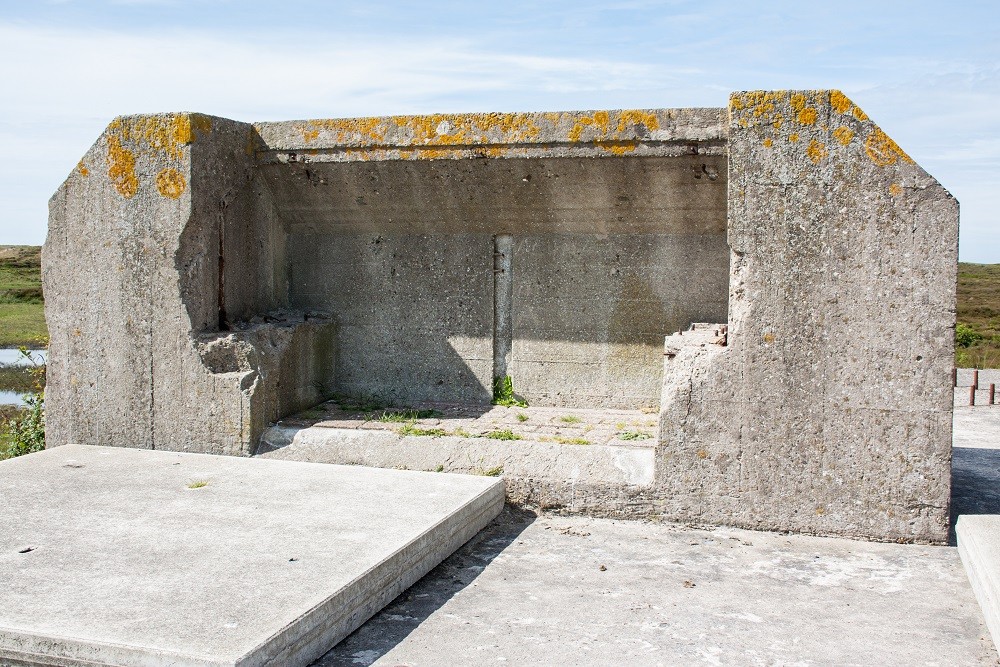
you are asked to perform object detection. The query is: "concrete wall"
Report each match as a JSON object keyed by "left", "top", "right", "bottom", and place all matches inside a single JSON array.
[
  {"left": 44, "top": 99, "right": 958, "bottom": 542},
  {"left": 657, "top": 91, "right": 958, "bottom": 543},
  {"left": 261, "top": 153, "right": 728, "bottom": 408}
]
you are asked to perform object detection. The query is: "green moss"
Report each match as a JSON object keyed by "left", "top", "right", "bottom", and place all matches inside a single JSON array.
[
  {"left": 618, "top": 431, "right": 652, "bottom": 441},
  {"left": 398, "top": 423, "right": 449, "bottom": 437},
  {"left": 483, "top": 428, "right": 522, "bottom": 441}
]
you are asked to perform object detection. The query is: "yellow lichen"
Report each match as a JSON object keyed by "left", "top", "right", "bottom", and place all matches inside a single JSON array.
[
  {"left": 830, "top": 91, "right": 852, "bottom": 114},
  {"left": 77, "top": 161, "right": 89, "bottom": 177},
  {"left": 864, "top": 128, "right": 913, "bottom": 166},
  {"left": 772, "top": 113, "right": 783, "bottom": 129},
  {"left": 156, "top": 168, "right": 186, "bottom": 199},
  {"left": 888, "top": 183, "right": 903, "bottom": 196},
  {"left": 852, "top": 106, "right": 869, "bottom": 122},
  {"left": 797, "top": 107, "right": 818, "bottom": 125},
  {"left": 790, "top": 93, "right": 807, "bottom": 112},
  {"left": 107, "top": 135, "right": 138, "bottom": 198},
  {"left": 832, "top": 126, "right": 854, "bottom": 146},
  {"left": 763, "top": 138, "right": 773, "bottom": 148},
  {"left": 806, "top": 139, "right": 828, "bottom": 164},
  {"left": 763, "top": 333, "right": 776, "bottom": 343},
  {"left": 789, "top": 133, "right": 800, "bottom": 143}
]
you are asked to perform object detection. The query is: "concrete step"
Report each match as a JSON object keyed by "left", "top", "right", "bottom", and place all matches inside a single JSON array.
[
  {"left": 957, "top": 515, "right": 1000, "bottom": 649},
  {"left": 0, "top": 444, "right": 503, "bottom": 667}
]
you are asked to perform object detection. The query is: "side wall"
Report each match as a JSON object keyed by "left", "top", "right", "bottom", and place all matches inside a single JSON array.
[
  {"left": 657, "top": 90, "right": 958, "bottom": 543},
  {"left": 44, "top": 114, "right": 334, "bottom": 455}
]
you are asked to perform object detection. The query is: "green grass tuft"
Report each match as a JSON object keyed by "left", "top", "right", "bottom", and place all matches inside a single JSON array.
[
  {"left": 516, "top": 413, "right": 529, "bottom": 422},
  {"left": 492, "top": 375, "right": 528, "bottom": 408},
  {"left": 398, "top": 423, "right": 449, "bottom": 437},
  {"left": 559, "top": 415, "right": 582, "bottom": 424},
  {"left": 618, "top": 431, "right": 652, "bottom": 441},
  {"left": 483, "top": 428, "right": 522, "bottom": 441}
]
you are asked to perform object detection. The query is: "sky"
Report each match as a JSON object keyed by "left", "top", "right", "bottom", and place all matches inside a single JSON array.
[{"left": 1, "top": 0, "right": 998, "bottom": 260}]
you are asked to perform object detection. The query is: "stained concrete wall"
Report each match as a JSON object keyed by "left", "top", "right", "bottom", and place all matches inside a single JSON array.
[
  {"left": 44, "top": 98, "right": 957, "bottom": 542},
  {"left": 259, "top": 153, "right": 728, "bottom": 408},
  {"left": 657, "top": 91, "right": 958, "bottom": 543}
]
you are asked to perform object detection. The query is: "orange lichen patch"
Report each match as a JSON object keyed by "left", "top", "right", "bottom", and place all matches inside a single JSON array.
[
  {"left": 852, "top": 107, "right": 869, "bottom": 122},
  {"left": 790, "top": 93, "right": 807, "bottom": 113},
  {"left": 730, "top": 93, "right": 746, "bottom": 111},
  {"left": 806, "top": 139, "right": 828, "bottom": 164},
  {"left": 772, "top": 113, "right": 784, "bottom": 129},
  {"left": 797, "top": 107, "right": 818, "bottom": 125},
  {"left": 107, "top": 113, "right": 202, "bottom": 161},
  {"left": 865, "top": 128, "right": 913, "bottom": 166},
  {"left": 594, "top": 140, "right": 639, "bottom": 155},
  {"left": 888, "top": 183, "right": 903, "bottom": 197},
  {"left": 763, "top": 333, "right": 776, "bottom": 343},
  {"left": 830, "top": 91, "right": 852, "bottom": 114},
  {"left": 156, "top": 167, "right": 186, "bottom": 199},
  {"left": 107, "top": 135, "right": 138, "bottom": 198},
  {"left": 77, "top": 161, "right": 89, "bottom": 177},
  {"left": 789, "top": 133, "right": 800, "bottom": 143},
  {"left": 763, "top": 138, "right": 774, "bottom": 148},
  {"left": 832, "top": 126, "right": 854, "bottom": 146}
]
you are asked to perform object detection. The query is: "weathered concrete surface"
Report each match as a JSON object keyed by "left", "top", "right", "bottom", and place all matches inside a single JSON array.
[
  {"left": 44, "top": 114, "right": 334, "bottom": 456},
  {"left": 0, "top": 445, "right": 503, "bottom": 667},
  {"left": 658, "top": 91, "right": 958, "bottom": 543},
  {"left": 314, "top": 508, "right": 996, "bottom": 667},
  {"left": 958, "top": 515, "right": 1000, "bottom": 652},
  {"left": 44, "top": 94, "right": 957, "bottom": 542}
]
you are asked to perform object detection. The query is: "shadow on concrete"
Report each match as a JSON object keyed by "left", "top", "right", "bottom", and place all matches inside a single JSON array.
[
  {"left": 950, "top": 446, "right": 1000, "bottom": 545},
  {"left": 311, "top": 505, "right": 537, "bottom": 667}
]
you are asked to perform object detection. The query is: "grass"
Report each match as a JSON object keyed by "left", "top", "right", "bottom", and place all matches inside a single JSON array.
[
  {"left": 0, "top": 365, "right": 37, "bottom": 393},
  {"left": 516, "top": 413, "right": 529, "bottom": 422},
  {"left": 559, "top": 415, "right": 582, "bottom": 424},
  {"left": 956, "top": 263, "right": 1000, "bottom": 368},
  {"left": 553, "top": 436, "right": 590, "bottom": 445},
  {"left": 492, "top": 375, "right": 527, "bottom": 408},
  {"left": 378, "top": 408, "right": 442, "bottom": 422},
  {"left": 186, "top": 480, "right": 209, "bottom": 489},
  {"left": 483, "top": 428, "right": 522, "bottom": 441},
  {"left": 398, "top": 423, "right": 449, "bottom": 437},
  {"left": 618, "top": 431, "right": 652, "bottom": 441},
  {"left": 0, "top": 247, "right": 46, "bottom": 347}
]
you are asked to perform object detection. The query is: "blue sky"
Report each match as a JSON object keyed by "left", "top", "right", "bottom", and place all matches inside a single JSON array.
[{"left": 1, "top": 0, "right": 998, "bottom": 260}]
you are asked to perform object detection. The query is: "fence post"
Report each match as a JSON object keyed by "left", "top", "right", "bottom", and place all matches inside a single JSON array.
[
  {"left": 974, "top": 369, "right": 980, "bottom": 390},
  {"left": 970, "top": 385, "right": 977, "bottom": 406},
  {"left": 991, "top": 384, "right": 996, "bottom": 406}
]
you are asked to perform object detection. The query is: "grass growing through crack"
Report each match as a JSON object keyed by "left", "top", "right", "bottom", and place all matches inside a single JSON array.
[
  {"left": 492, "top": 375, "right": 527, "bottom": 408},
  {"left": 552, "top": 436, "right": 590, "bottom": 445},
  {"left": 378, "top": 408, "right": 443, "bottom": 422},
  {"left": 618, "top": 431, "right": 652, "bottom": 441},
  {"left": 516, "top": 413, "right": 529, "bottom": 422},
  {"left": 187, "top": 480, "right": 209, "bottom": 489},
  {"left": 483, "top": 429, "right": 522, "bottom": 441},
  {"left": 559, "top": 415, "right": 582, "bottom": 424},
  {"left": 398, "top": 423, "right": 449, "bottom": 437}
]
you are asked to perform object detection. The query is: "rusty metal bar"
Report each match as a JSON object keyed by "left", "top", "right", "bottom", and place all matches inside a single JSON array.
[{"left": 970, "top": 385, "right": 976, "bottom": 406}]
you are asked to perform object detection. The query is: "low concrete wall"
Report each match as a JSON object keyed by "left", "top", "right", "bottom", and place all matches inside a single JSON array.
[{"left": 44, "top": 95, "right": 958, "bottom": 542}]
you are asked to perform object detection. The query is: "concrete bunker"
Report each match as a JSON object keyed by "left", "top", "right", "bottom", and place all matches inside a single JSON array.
[{"left": 44, "top": 91, "right": 958, "bottom": 543}]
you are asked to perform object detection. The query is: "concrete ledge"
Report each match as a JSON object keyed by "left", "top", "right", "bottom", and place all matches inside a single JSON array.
[
  {"left": 0, "top": 445, "right": 504, "bottom": 666},
  {"left": 957, "top": 515, "right": 1000, "bottom": 649}
]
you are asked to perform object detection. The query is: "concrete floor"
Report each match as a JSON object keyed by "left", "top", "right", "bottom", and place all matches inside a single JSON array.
[{"left": 313, "top": 402, "right": 1000, "bottom": 667}]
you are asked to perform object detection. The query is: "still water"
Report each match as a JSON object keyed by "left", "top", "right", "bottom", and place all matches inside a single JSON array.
[
  {"left": 0, "top": 348, "right": 46, "bottom": 365},
  {"left": 0, "top": 348, "right": 46, "bottom": 406}
]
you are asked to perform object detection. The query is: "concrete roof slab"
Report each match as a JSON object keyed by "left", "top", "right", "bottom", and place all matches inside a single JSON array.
[{"left": 0, "top": 445, "right": 503, "bottom": 666}]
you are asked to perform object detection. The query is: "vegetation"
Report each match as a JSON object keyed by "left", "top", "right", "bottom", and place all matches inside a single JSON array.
[
  {"left": 492, "top": 375, "right": 527, "bottom": 408},
  {"left": 398, "top": 423, "right": 449, "bottom": 437},
  {"left": 559, "top": 415, "right": 582, "bottom": 424},
  {"left": 378, "top": 408, "right": 442, "bottom": 422},
  {"left": 0, "top": 348, "right": 45, "bottom": 460},
  {"left": 956, "top": 263, "right": 1000, "bottom": 368},
  {"left": 618, "top": 431, "right": 652, "bottom": 441},
  {"left": 0, "top": 246, "right": 46, "bottom": 348},
  {"left": 483, "top": 428, "right": 522, "bottom": 441}
]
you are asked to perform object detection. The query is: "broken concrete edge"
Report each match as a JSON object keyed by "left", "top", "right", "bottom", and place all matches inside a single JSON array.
[{"left": 43, "top": 90, "right": 958, "bottom": 544}]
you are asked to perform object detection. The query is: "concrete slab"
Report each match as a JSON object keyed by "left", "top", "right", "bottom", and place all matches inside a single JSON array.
[
  {"left": 958, "top": 515, "right": 1000, "bottom": 653},
  {"left": 0, "top": 445, "right": 504, "bottom": 667},
  {"left": 316, "top": 509, "right": 997, "bottom": 667}
]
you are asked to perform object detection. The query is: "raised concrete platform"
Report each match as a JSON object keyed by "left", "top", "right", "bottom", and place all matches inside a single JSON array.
[
  {"left": 958, "top": 515, "right": 1000, "bottom": 651},
  {"left": 0, "top": 445, "right": 504, "bottom": 667}
]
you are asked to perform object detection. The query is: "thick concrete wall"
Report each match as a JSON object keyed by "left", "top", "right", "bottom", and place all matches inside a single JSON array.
[
  {"left": 44, "top": 114, "right": 335, "bottom": 456},
  {"left": 657, "top": 91, "right": 958, "bottom": 543}
]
